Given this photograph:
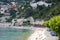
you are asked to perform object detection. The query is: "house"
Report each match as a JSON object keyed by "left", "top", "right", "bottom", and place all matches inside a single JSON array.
[
  {"left": 0, "top": 5, "right": 12, "bottom": 14},
  {"left": 0, "top": 16, "right": 10, "bottom": 23},
  {"left": 0, "top": 7, "right": 10, "bottom": 16},
  {"left": 30, "top": 1, "right": 52, "bottom": 9},
  {"left": 0, "top": 8, "right": 5, "bottom": 13},
  {"left": 4, "top": 12, "right": 10, "bottom": 16},
  {"left": 33, "top": 20, "right": 44, "bottom": 27},
  {"left": 12, "top": 5, "right": 18, "bottom": 11},
  {"left": 11, "top": 2, "right": 18, "bottom": 11},
  {"left": 11, "top": 17, "right": 34, "bottom": 26},
  {"left": 37, "top": 1, "right": 52, "bottom": 7},
  {"left": 11, "top": 18, "right": 24, "bottom": 26}
]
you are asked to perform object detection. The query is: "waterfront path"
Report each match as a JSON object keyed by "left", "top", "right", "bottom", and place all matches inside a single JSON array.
[{"left": 0, "top": 26, "right": 42, "bottom": 30}]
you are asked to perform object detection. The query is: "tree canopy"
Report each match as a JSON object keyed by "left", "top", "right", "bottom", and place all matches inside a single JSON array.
[{"left": 44, "top": 16, "right": 60, "bottom": 34}]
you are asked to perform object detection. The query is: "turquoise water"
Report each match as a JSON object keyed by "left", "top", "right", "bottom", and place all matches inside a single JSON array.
[{"left": 0, "top": 27, "right": 33, "bottom": 40}]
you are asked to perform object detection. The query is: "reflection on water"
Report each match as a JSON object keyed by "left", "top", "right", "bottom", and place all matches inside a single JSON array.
[{"left": 0, "top": 27, "right": 33, "bottom": 40}]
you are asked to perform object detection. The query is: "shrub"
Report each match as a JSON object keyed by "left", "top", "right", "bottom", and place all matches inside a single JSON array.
[
  {"left": 43, "top": 21, "right": 49, "bottom": 27},
  {"left": 44, "top": 16, "right": 60, "bottom": 40},
  {"left": 48, "top": 16, "right": 60, "bottom": 34}
]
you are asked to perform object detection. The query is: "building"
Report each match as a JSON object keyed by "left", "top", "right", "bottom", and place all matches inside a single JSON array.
[
  {"left": 0, "top": 16, "right": 10, "bottom": 23},
  {"left": 30, "top": 1, "right": 52, "bottom": 9},
  {"left": 11, "top": 17, "right": 34, "bottom": 26},
  {"left": 0, "top": 5, "right": 12, "bottom": 14}
]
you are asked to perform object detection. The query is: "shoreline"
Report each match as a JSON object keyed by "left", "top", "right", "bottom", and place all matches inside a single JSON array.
[
  {"left": 28, "top": 28, "right": 46, "bottom": 40},
  {"left": 0, "top": 25, "right": 45, "bottom": 30},
  {"left": 28, "top": 28, "right": 58, "bottom": 40},
  {"left": 0, "top": 25, "right": 58, "bottom": 40}
]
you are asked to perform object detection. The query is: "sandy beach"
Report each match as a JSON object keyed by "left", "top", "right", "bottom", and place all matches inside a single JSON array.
[{"left": 28, "top": 28, "right": 58, "bottom": 40}]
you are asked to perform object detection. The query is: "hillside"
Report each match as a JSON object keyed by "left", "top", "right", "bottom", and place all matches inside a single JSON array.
[
  {"left": 15, "top": 2, "right": 60, "bottom": 20},
  {"left": 0, "top": 0, "right": 60, "bottom": 22}
]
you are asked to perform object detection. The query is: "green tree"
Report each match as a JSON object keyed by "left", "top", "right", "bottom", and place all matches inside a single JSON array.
[
  {"left": 43, "top": 21, "right": 49, "bottom": 27},
  {"left": 9, "top": 9, "right": 17, "bottom": 19},
  {"left": 44, "top": 16, "right": 60, "bottom": 40},
  {"left": 7, "top": 9, "right": 17, "bottom": 22}
]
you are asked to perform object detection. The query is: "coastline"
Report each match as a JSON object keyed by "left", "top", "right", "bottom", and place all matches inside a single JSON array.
[
  {"left": 28, "top": 28, "right": 46, "bottom": 40},
  {"left": 0, "top": 25, "right": 43, "bottom": 30},
  {"left": 0, "top": 23, "right": 58, "bottom": 40},
  {"left": 28, "top": 28, "right": 58, "bottom": 40}
]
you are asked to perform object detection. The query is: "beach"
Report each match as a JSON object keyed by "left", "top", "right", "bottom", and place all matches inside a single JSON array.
[
  {"left": 28, "top": 28, "right": 58, "bottom": 40},
  {"left": 0, "top": 23, "right": 58, "bottom": 40}
]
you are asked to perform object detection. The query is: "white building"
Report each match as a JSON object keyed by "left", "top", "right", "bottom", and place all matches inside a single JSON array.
[
  {"left": 0, "top": 5, "right": 10, "bottom": 14},
  {"left": 0, "top": 16, "right": 10, "bottom": 23},
  {"left": 11, "top": 17, "right": 34, "bottom": 26},
  {"left": 11, "top": 18, "right": 24, "bottom": 26},
  {"left": 0, "top": 8, "right": 5, "bottom": 13},
  {"left": 30, "top": 1, "right": 52, "bottom": 9}
]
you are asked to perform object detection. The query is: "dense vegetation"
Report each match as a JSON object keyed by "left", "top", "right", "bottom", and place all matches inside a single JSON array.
[
  {"left": 16, "top": 2, "right": 60, "bottom": 20},
  {"left": 44, "top": 16, "right": 60, "bottom": 40},
  {"left": 0, "top": 0, "right": 60, "bottom": 21}
]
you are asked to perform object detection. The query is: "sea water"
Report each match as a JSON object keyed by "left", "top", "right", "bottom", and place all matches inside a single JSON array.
[{"left": 0, "top": 27, "right": 33, "bottom": 40}]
